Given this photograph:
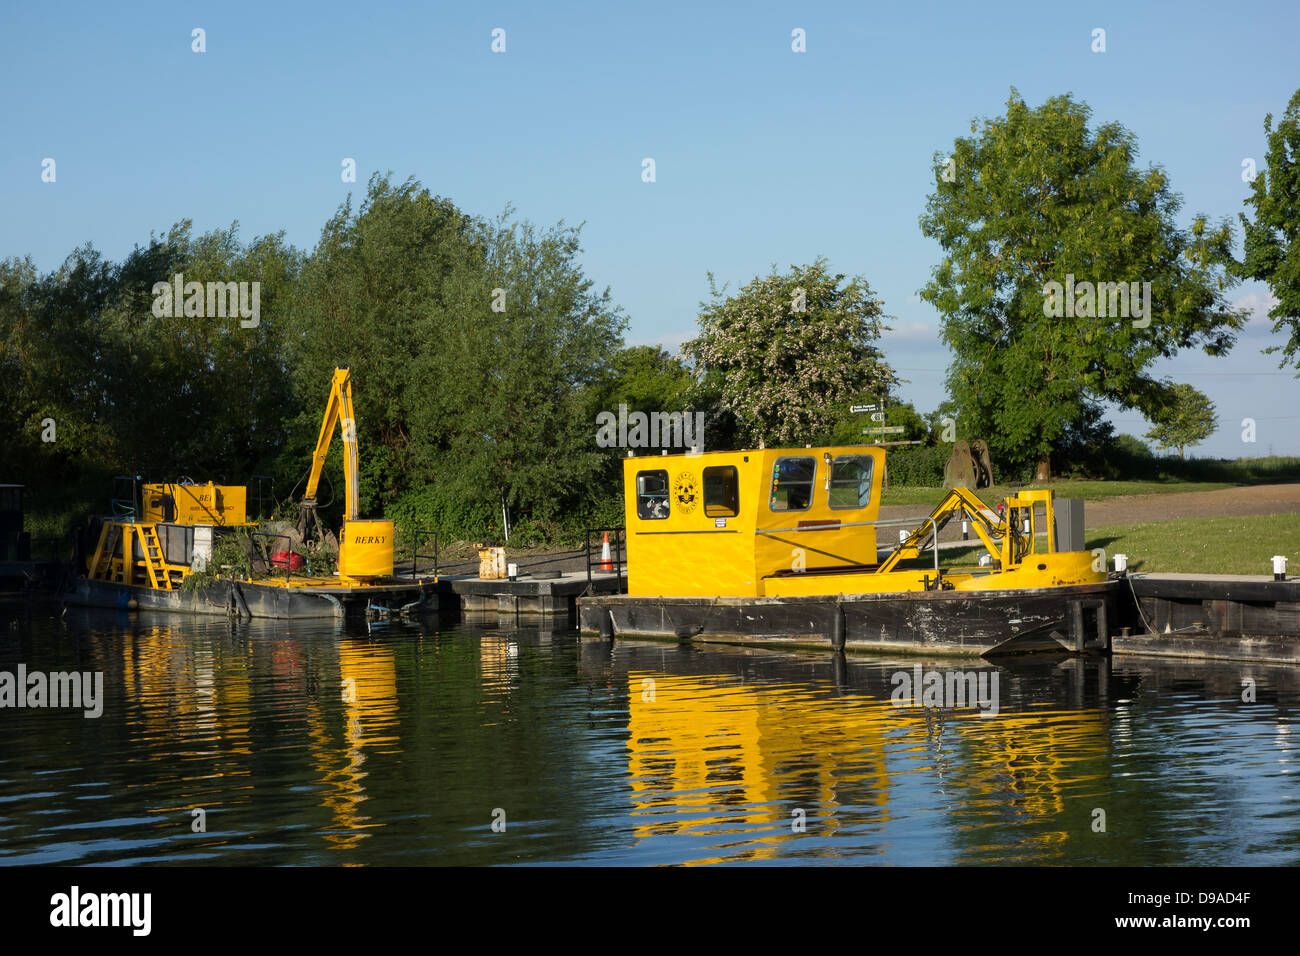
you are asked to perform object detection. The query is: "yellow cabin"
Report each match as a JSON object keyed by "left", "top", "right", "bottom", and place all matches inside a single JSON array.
[
  {"left": 621, "top": 444, "right": 1107, "bottom": 600},
  {"left": 623, "top": 445, "right": 885, "bottom": 597}
]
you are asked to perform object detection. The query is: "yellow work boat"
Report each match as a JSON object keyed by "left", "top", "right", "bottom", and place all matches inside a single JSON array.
[
  {"left": 579, "top": 444, "right": 1116, "bottom": 655},
  {"left": 63, "top": 368, "right": 437, "bottom": 620}
]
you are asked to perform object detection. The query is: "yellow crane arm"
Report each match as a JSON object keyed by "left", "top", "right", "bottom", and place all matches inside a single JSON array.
[
  {"left": 304, "top": 367, "right": 360, "bottom": 521},
  {"left": 875, "top": 486, "right": 1006, "bottom": 574}
]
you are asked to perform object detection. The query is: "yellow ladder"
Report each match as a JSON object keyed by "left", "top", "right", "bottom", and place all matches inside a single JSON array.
[
  {"left": 137, "top": 525, "right": 172, "bottom": 590},
  {"left": 91, "top": 523, "right": 124, "bottom": 582}
]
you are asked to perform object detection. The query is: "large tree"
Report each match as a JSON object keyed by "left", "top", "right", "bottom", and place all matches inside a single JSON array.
[
  {"left": 291, "top": 176, "right": 625, "bottom": 537},
  {"left": 287, "top": 174, "right": 485, "bottom": 513},
  {"left": 681, "top": 259, "right": 893, "bottom": 447},
  {"left": 443, "top": 208, "right": 626, "bottom": 537},
  {"left": 1237, "top": 87, "right": 1300, "bottom": 370},
  {"left": 1144, "top": 382, "right": 1217, "bottom": 459},
  {"left": 919, "top": 90, "right": 1244, "bottom": 479}
]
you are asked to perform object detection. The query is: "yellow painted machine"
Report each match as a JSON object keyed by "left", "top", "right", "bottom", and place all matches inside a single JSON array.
[
  {"left": 298, "top": 366, "right": 394, "bottom": 584},
  {"left": 73, "top": 366, "right": 428, "bottom": 617},
  {"left": 141, "top": 481, "right": 247, "bottom": 526},
  {"left": 622, "top": 446, "right": 1105, "bottom": 598}
]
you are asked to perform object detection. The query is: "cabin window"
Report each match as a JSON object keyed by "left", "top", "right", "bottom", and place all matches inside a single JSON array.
[
  {"left": 829, "top": 455, "right": 874, "bottom": 509},
  {"left": 769, "top": 457, "right": 815, "bottom": 511},
  {"left": 636, "top": 470, "right": 670, "bottom": 520},
  {"left": 703, "top": 466, "right": 739, "bottom": 517}
]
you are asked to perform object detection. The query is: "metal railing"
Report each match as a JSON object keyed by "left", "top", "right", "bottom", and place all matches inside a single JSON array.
[
  {"left": 249, "top": 475, "right": 275, "bottom": 520},
  {"left": 585, "top": 527, "right": 626, "bottom": 590},
  {"left": 111, "top": 474, "right": 142, "bottom": 522},
  {"left": 410, "top": 528, "right": 439, "bottom": 580},
  {"left": 756, "top": 513, "right": 948, "bottom": 573}
]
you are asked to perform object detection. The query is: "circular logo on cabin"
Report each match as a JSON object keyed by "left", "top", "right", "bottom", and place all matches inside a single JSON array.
[{"left": 673, "top": 472, "right": 698, "bottom": 514}]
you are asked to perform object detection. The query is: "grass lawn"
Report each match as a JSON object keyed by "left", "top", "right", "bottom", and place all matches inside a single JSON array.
[
  {"left": 881, "top": 480, "right": 1236, "bottom": 508},
  {"left": 1085, "top": 514, "right": 1300, "bottom": 575},
  {"left": 927, "top": 514, "right": 1300, "bottom": 575}
]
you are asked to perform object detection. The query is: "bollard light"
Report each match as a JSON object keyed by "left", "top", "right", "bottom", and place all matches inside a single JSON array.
[
  {"left": 1114, "top": 553, "right": 1128, "bottom": 574},
  {"left": 962, "top": 519, "right": 969, "bottom": 541},
  {"left": 508, "top": 562, "right": 518, "bottom": 581},
  {"left": 1273, "top": 555, "right": 1288, "bottom": 581},
  {"left": 899, "top": 529, "right": 908, "bottom": 544}
]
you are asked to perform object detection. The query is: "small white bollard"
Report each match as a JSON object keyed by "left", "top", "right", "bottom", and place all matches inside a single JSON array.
[
  {"left": 507, "top": 562, "right": 518, "bottom": 581},
  {"left": 1273, "top": 555, "right": 1288, "bottom": 581},
  {"left": 962, "top": 519, "right": 969, "bottom": 541},
  {"left": 899, "top": 529, "right": 908, "bottom": 544},
  {"left": 978, "top": 554, "right": 992, "bottom": 567},
  {"left": 1114, "top": 553, "right": 1128, "bottom": 573}
]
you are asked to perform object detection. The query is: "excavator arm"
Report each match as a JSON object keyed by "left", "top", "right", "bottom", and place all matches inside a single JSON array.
[
  {"left": 303, "top": 367, "right": 360, "bottom": 521},
  {"left": 875, "top": 486, "right": 1008, "bottom": 574}
]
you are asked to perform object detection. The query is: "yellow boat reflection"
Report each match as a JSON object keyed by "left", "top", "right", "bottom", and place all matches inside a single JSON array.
[
  {"left": 306, "top": 642, "right": 398, "bottom": 854},
  {"left": 626, "top": 665, "right": 1109, "bottom": 863},
  {"left": 627, "top": 673, "right": 891, "bottom": 863}
]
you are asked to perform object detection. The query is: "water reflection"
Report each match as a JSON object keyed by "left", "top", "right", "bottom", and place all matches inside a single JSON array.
[
  {"left": 0, "top": 607, "right": 1296, "bottom": 865},
  {"left": 626, "top": 673, "right": 891, "bottom": 863},
  {"left": 307, "top": 642, "right": 399, "bottom": 853}
]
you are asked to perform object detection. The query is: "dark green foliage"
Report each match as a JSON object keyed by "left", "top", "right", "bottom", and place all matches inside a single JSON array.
[
  {"left": 884, "top": 445, "right": 950, "bottom": 485},
  {"left": 386, "top": 482, "right": 498, "bottom": 547},
  {"left": 1236, "top": 88, "right": 1300, "bottom": 370}
]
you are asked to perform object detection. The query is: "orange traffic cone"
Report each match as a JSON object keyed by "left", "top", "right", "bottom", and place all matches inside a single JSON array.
[{"left": 601, "top": 532, "right": 613, "bottom": 571}]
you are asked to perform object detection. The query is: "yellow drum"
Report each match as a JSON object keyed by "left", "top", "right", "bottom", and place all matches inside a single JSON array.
[{"left": 339, "top": 519, "right": 394, "bottom": 580}]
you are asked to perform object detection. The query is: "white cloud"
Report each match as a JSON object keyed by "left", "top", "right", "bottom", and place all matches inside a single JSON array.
[
  {"left": 882, "top": 320, "right": 940, "bottom": 342},
  {"left": 1232, "top": 290, "right": 1281, "bottom": 336}
]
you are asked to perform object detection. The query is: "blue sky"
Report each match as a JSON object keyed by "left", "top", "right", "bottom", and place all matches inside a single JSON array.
[{"left": 3, "top": 0, "right": 1298, "bottom": 455}]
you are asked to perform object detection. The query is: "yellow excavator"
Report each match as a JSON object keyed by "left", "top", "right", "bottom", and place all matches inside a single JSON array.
[{"left": 298, "top": 367, "right": 394, "bottom": 584}]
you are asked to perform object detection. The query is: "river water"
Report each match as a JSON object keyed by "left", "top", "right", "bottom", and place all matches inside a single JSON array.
[{"left": 1, "top": 605, "right": 1296, "bottom": 866}]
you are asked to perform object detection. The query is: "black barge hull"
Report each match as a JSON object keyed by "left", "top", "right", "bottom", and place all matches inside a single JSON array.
[
  {"left": 62, "top": 576, "right": 438, "bottom": 620},
  {"left": 579, "top": 581, "right": 1118, "bottom": 657}
]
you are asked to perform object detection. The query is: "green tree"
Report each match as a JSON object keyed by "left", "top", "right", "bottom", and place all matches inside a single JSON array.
[
  {"left": 288, "top": 174, "right": 485, "bottom": 515},
  {"left": 1144, "top": 383, "right": 1217, "bottom": 458},
  {"left": 445, "top": 207, "right": 626, "bottom": 539},
  {"left": 823, "top": 396, "right": 927, "bottom": 446},
  {"left": 681, "top": 259, "right": 894, "bottom": 447},
  {"left": 99, "top": 221, "right": 302, "bottom": 481},
  {"left": 1237, "top": 88, "right": 1300, "bottom": 371},
  {"left": 919, "top": 90, "right": 1244, "bottom": 479},
  {"left": 594, "top": 345, "right": 692, "bottom": 413}
]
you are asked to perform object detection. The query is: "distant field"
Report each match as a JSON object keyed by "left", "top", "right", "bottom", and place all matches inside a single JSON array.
[{"left": 881, "top": 480, "right": 1237, "bottom": 508}]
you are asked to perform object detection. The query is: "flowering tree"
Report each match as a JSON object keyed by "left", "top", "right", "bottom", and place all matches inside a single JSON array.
[{"left": 681, "top": 259, "right": 894, "bottom": 447}]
